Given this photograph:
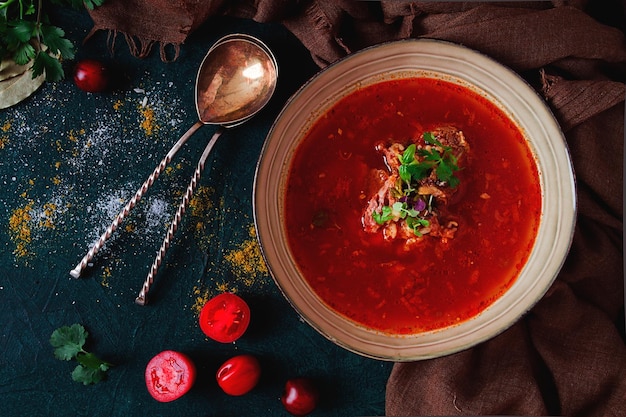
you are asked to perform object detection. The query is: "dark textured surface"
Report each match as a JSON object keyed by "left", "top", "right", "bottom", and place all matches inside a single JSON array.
[{"left": 0, "top": 9, "right": 391, "bottom": 417}]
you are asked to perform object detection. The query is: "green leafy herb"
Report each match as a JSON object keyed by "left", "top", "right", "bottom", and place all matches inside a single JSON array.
[
  {"left": 0, "top": 0, "right": 105, "bottom": 81},
  {"left": 420, "top": 131, "right": 461, "bottom": 187},
  {"left": 398, "top": 144, "right": 432, "bottom": 187},
  {"left": 372, "top": 131, "right": 461, "bottom": 236},
  {"left": 372, "top": 205, "right": 393, "bottom": 224},
  {"left": 50, "top": 323, "right": 112, "bottom": 385}
]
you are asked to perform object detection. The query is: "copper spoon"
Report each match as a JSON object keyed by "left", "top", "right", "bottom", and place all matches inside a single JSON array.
[{"left": 70, "top": 34, "right": 278, "bottom": 298}]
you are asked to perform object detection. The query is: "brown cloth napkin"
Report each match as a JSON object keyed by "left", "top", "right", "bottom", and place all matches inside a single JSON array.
[
  {"left": 86, "top": 0, "right": 222, "bottom": 61},
  {"left": 87, "top": 1, "right": 626, "bottom": 415}
]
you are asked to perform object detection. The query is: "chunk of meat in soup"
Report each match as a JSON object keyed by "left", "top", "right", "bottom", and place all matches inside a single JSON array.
[{"left": 362, "top": 126, "right": 469, "bottom": 244}]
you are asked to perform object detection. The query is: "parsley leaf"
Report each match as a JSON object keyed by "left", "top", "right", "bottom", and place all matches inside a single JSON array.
[
  {"left": 1, "top": 0, "right": 105, "bottom": 81},
  {"left": 40, "top": 24, "right": 74, "bottom": 59},
  {"left": 71, "top": 361, "right": 107, "bottom": 385},
  {"left": 50, "top": 323, "right": 87, "bottom": 360},
  {"left": 9, "top": 20, "right": 35, "bottom": 43},
  {"left": 50, "top": 324, "right": 112, "bottom": 385},
  {"left": 422, "top": 131, "right": 439, "bottom": 146},
  {"left": 31, "top": 49, "right": 64, "bottom": 81},
  {"left": 419, "top": 132, "right": 461, "bottom": 187},
  {"left": 11, "top": 40, "right": 35, "bottom": 65}
]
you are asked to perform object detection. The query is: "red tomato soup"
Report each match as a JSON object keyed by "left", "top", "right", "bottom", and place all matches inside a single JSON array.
[{"left": 284, "top": 77, "right": 541, "bottom": 334}]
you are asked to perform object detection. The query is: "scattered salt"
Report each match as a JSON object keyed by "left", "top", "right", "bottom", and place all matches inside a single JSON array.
[
  {"left": 1, "top": 77, "right": 187, "bottom": 262},
  {"left": 144, "top": 197, "right": 170, "bottom": 231}
]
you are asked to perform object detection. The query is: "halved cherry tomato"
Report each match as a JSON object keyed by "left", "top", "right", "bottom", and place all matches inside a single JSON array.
[
  {"left": 199, "top": 292, "right": 250, "bottom": 343},
  {"left": 216, "top": 354, "right": 261, "bottom": 396},
  {"left": 144, "top": 350, "right": 196, "bottom": 402},
  {"left": 281, "top": 378, "right": 319, "bottom": 416}
]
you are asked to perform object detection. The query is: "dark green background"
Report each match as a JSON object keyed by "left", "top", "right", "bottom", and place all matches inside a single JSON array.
[{"left": 0, "top": 8, "right": 392, "bottom": 417}]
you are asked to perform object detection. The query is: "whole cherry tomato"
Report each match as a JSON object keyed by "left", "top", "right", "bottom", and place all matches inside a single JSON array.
[
  {"left": 281, "top": 378, "right": 319, "bottom": 416},
  {"left": 73, "top": 59, "right": 110, "bottom": 92},
  {"left": 199, "top": 292, "right": 251, "bottom": 343},
  {"left": 216, "top": 354, "right": 261, "bottom": 396},
  {"left": 144, "top": 350, "right": 196, "bottom": 402}
]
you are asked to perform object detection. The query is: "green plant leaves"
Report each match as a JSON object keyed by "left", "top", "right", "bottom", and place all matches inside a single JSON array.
[
  {"left": 50, "top": 323, "right": 88, "bottom": 361},
  {"left": 50, "top": 324, "right": 113, "bottom": 385},
  {"left": 1, "top": 0, "right": 105, "bottom": 81},
  {"left": 371, "top": 131, "right": 461, "bottom": 235}
]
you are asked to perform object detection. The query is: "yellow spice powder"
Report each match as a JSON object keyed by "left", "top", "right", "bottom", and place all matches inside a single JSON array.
[
  {"left": 188, "top": 186, "right": 216, "bottom": 251},
  {"left": 165, "top": 163, "right": 182, "bottom": 176},
  {"left": 224, "top": 225, "right": 268, "bottom": 287},
  {"left": 0, "top": 121, "right": 10, "bottom": 149},
  {"left": 191, "top": 285, "right": 211, "bottom": 315},
  {"left": 101, "top": 266, "right": 112, "bottom": 288},
  {"left": 9, "top": 201, "right": 34, "bottom": 258},
  {"left": 68, "top": 128, "right": 85, "bottom": 142},
  {"left": 191, "top": 282, "right": 238, "bottom": 315},
  {"left": 38, "top": 202, "right": 57, "bottom": 230},
  {"left": 139, "top": 106, "right": 158, "bottom": 136},
  {"left": 188, "top": 185, "right": 214, "bottom": 217}
]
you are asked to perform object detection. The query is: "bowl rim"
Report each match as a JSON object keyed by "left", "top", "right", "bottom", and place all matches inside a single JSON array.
[{"left": 253, "top": 38, "right": 577, "bottom": 361}]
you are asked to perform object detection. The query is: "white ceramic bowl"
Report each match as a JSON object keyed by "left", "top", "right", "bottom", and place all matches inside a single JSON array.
[{"left": 253, "top": 39, "right": 576, "bottom": 361}]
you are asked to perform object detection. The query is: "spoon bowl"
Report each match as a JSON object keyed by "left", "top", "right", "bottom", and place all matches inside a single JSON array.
[
  {"left": 196, "top": 34, "right": 278, "bottom": 126},
  {"left": 70, "top": 34, "right": 278, "bottom": 306}
]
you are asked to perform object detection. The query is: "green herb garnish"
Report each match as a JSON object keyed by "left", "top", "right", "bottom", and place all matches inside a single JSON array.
[
  {"left": 50, "top": 323, "right": 112, "bottom": 385},
  {"left": 372, "top": 131, "right": 461, "bottom": 236},
  {"left": 372, "top": 205, "right": 393, "bottom": 224},
  {"left": 420, "top": 131, "right": 461, "bottom": 187},
  {"left": 0, "top": 0, "right": 106, "bottom": 81}
]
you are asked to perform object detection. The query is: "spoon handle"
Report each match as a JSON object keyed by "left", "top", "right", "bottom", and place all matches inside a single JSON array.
[
  {"left": 69, "top": 121, "right": 204, "bottom": 279},
  {"left": 135, "top": 127, "right": 225, "bottom": 305}
]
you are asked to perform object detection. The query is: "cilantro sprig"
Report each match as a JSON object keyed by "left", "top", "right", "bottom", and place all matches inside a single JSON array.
[
  {"left": 372, "top": 131, "right": 461, "bottom": 236},
  {"left": 50, "top": 323, "right": 112, "bottom": 385},
  {"left": 0, "top": 0, "right": 105, "bottom": 81}
]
